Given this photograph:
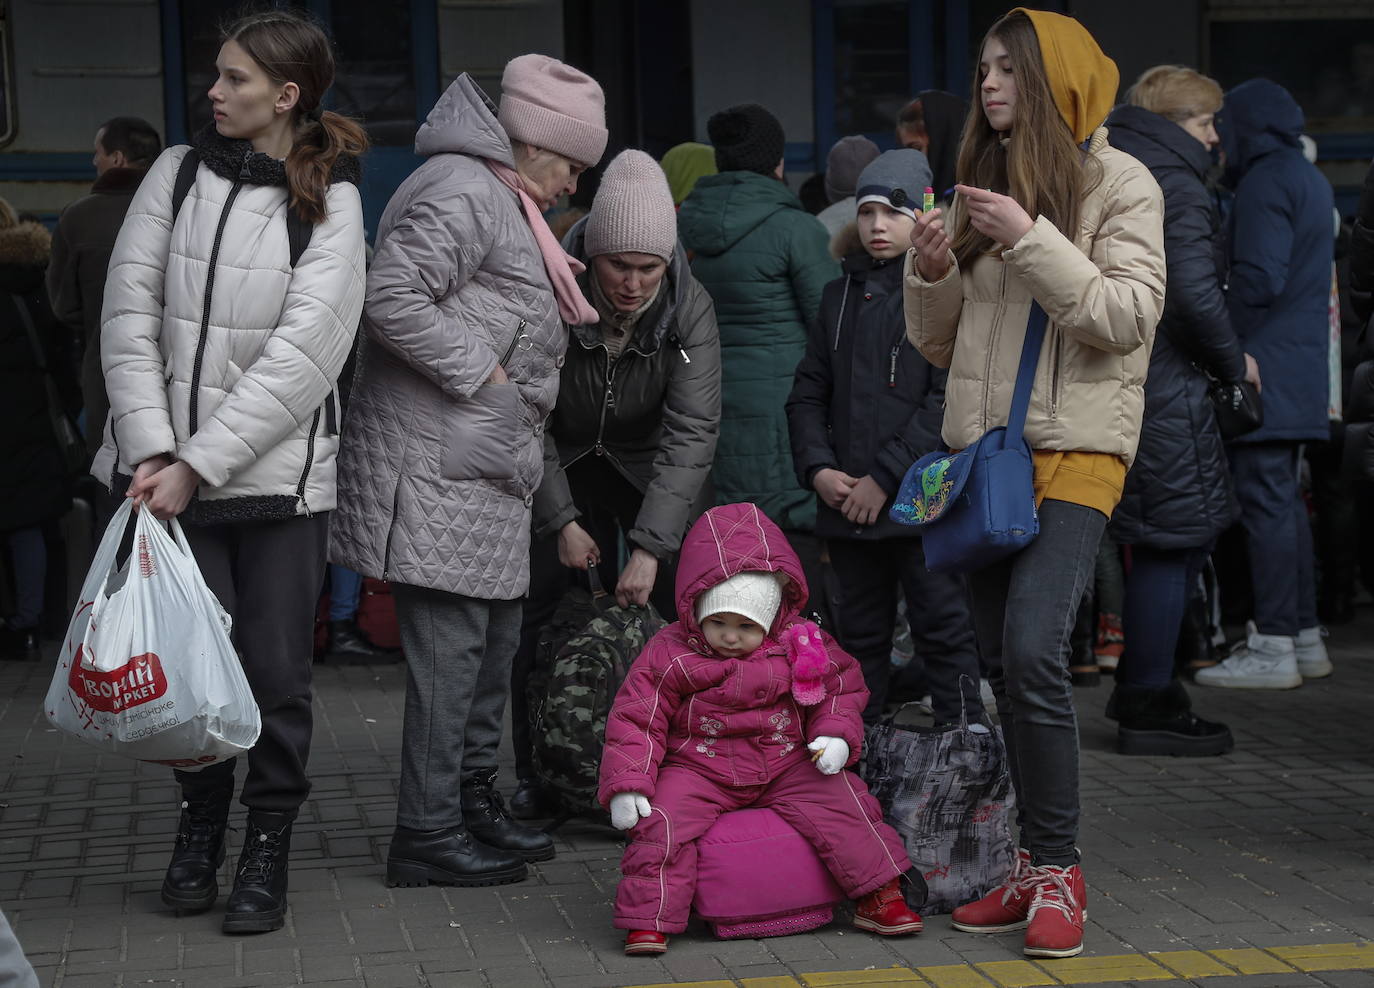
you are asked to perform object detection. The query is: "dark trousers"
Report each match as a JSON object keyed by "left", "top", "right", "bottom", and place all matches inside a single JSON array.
[
  {"left": 1230, "top": 442, "right": 1317, "bottom": 636},
  {"left": 394, "top": 585, "right": 521, "bottom": 830},
  {"left": 826, "top": 537, "right": 981, "bottom": 724},
  {"left": 967, "top": 500, "right": 1106, "bottom": 867},
  {"left": 1118, "top": 545, "right": 1209, "bottom": 690},
  {"left": 174, "top": 513, "right": 330, "bottom": 813},
  {"left": 510, "top": 459, "right": 681, "bottom": 779}
]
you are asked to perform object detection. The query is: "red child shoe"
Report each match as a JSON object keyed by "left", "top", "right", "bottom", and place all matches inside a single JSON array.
[
  {"left": 852, "top": 878, "right": 923, "bottom": 936},
  {"left": 1023, "top": 864, "right": 1087, "bottom": 958},
  {"left": 951, "top": 848, "right": 1035, "bottom": 933},
  {"left": 624, "top": 930, "right": 667, "bottom": 955}
]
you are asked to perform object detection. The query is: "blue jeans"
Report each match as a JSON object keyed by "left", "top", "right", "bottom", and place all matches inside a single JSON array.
[
  {"left": 6, "top": 527, "right": 45, "bottom": 629},
  {"left": 1118, "top": 545, "right": 1208, "bottom": 690},
  {"left": 967, "top": 500, "right": 1106, "bottom": 867},
  {"left": 1229, "top": 442, "right": 1317, "bottom": 636},
  {"left": 328, "top": 565, "right": 363, "bottom": 622}
]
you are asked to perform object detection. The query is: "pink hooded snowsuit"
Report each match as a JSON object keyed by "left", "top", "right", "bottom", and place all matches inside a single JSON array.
[{"left": 598, "top": 502, "right": 911, "bottom": 933}]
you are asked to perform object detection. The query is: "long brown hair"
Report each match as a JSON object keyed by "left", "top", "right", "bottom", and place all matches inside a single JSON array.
[
  {"left": 223, "top": 10, "right": 369, "bottom": 223},
  {"left": 950, "top": 10, "right": 1098, "bottom": 269}
]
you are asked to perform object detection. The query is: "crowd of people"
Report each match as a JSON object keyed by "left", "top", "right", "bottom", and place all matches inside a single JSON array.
[{"left": 2, "top": 1, "right": 1370, "bottom": 968}]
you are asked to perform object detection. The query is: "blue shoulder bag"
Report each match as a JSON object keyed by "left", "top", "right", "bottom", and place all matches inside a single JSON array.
[{"left": 888, "top": 302, "right": 1048, "bottom": 573}]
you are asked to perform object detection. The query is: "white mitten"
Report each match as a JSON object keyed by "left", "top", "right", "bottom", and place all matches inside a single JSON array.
[
  {"left": 609, "top": 792, "right": 653, "bottom": 830},
  {"left": 808, "top": 736, "right": 850, "bottom": 775}
]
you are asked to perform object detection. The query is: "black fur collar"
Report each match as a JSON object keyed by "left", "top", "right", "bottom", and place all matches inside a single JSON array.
[{"left": 191, "top": 124, "right": 361, "bottom": 187}]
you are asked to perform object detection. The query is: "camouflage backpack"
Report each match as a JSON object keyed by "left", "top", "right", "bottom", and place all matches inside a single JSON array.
[{"left": 527, "top": 572, "right": 667, "bottom": 823}]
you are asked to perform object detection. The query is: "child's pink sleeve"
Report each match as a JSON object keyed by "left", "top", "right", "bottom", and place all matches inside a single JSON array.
[{"left": 597, "top": 632, "right": 685, "bottom": 806}]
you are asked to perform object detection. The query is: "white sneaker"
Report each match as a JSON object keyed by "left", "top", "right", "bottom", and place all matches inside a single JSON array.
[
  {"left": 1194, "top": 622, "right": 1302, "bottom": 690},
  {"left": 1295, "top": 626, "right": 1333, "bottom": 679}
]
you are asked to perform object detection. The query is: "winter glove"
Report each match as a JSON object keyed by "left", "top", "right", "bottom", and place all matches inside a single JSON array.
[
  {"left": 808, "top": 736, "right": 849, "bottom": 775},
  {"left": 609, "top": 792, "right": 652, "bottom": 830}
]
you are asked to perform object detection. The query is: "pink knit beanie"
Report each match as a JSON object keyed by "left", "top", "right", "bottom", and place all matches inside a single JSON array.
[
  {"left": 498, "top": 54, "right": 608, "bottom": 167},
  {"left": 585, "top": 150, "right": 677, "bottom": 261}
]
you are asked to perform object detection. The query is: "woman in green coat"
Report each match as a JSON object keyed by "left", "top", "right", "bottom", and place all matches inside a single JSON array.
[{"left": 679, "top": 103, "right": 839, "bottom": 542}]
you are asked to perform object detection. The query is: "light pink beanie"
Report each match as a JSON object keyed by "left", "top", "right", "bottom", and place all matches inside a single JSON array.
[
  {"left": 498, "top": 54, "right": 608, "bottom": 167},
  {"left": 585, "top": 150, "right": 677, "bottom": 261}
]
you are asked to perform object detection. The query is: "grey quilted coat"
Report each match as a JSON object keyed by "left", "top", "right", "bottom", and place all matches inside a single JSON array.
[{"left": 331, "top": 75, "right": 566, "bottom": 600}]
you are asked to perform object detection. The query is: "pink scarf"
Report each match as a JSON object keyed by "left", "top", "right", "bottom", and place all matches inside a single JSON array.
[{"left": 484, "top": 159, "right": 598, "bottom": 325}]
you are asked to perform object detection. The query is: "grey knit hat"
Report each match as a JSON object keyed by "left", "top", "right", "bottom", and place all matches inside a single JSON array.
[
  {"left": 824, "top": 135, "right": 881, "bottom": 204},
  {"left": 584, "top": 150, "right": 677, "bottom": 261},
  {"left": 855, "top": 149, "right": 934, "bottom": 219}
]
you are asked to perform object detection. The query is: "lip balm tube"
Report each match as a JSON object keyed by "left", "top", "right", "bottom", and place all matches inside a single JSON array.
[{"left": 923, "top": 186, "right": 935, "bottom": 214}]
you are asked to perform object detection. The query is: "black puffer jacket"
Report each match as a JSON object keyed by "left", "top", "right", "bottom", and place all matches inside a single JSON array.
[
  {"left": 786, "top": 251, "right": 945, "bottom": 540},
  {"left": 0, "top": 221, "right": 77, "bottom": 530},
  {"left": 1107, "top": 105, "right": 1243, "bottom": 549},
  {"left": 1343, "top": 159, "right": 1374, "bottom": 487},
  {"left": 533, "top": 218, "right": 722, "bottom": 561}
]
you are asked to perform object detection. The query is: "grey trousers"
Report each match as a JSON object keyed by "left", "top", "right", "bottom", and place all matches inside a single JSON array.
[
  {"left": 393, "top": 584, "right": 521, "bottom": 830},
  {"left": 967, "top": 500, "right": 1106, "bottom": 867}
]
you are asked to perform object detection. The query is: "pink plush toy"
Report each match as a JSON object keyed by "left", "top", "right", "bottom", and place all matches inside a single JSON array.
[{"left": 782, "top": 620, "right": 828, "bottom": 706}]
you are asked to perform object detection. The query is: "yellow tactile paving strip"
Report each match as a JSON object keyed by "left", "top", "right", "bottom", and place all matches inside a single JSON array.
[{"left": 622, "top": 941, "right": 1374, "bottom": 987}]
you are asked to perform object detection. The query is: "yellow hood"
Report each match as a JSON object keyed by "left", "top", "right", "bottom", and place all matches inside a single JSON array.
[{"left": 1013, "top": 8, "right": 1119, "bottom": 144}]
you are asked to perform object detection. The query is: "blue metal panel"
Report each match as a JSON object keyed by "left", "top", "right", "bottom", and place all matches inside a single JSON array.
[
  {"left": 944, "top": 0, "right": 969, "bottom": 93},
  {"left": 0, "top": 152, "right": 95, "bottom": 181},
  {"left": 908, "top": 0, "right": 933, "bottom": 96},
  {"left": 412, "top": 0, "right": 440, "bottom": 116},
  {"left": 160, "top": 0, "right": 188, "bottom": 145},
  {"left": 812, "top": 0, "right": 835, "bottom": 175}
]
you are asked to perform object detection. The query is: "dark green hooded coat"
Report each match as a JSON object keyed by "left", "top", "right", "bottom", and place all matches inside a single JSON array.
[{"left": 678, "top": 170, "right": 839, "bottom": 531}]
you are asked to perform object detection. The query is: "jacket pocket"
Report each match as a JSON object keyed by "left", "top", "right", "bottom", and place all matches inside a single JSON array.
[{"left": 440, "top": 380, "right": 521, "bottom": 481}]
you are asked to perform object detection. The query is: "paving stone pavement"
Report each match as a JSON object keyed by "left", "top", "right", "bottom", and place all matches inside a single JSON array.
[{"left": 2, "top": 609, "right": 1372, "bottom": 988}]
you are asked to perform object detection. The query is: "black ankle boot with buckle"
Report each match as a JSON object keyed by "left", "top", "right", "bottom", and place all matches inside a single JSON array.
[
  {"left": 222, "top": 811, "right": 294, "bottom": 934},
  {"left": 161, "top": 786, "right": 233, "bottom": 913},
  {"left": 461, "top": 768, "right": 555, "bottom": 862}
]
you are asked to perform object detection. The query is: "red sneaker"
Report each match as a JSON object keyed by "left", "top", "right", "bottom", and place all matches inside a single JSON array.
[
  {"left": 951, "top": 848, "right": 1035, "bottom": 933},
  {"left": 852, "top": 878, "right": 923, "bottom": 936},
  {"left": 624, "top": 930, "right": 667, "bottom": 955},
  {"left": 1023, "top": 864, "right": 1087, "bottom": 958}
]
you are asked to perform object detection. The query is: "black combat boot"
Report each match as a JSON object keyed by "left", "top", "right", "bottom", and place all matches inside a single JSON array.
[
  {"left": 508, "top": 776, "right": 558, "bottom": 821},
  {"left": 1115, "top": 679, "right": 1233, "bottom": 757},
  {"left": 323, "top": 620, "right": 398, "bottom": 664},
  {"left": 461, "top": 768, "right": 555, "bottom": 861},
  {"left": 386, "top": 826, "right": 528, "bottom": 887},
  {"left": 222, "top": 811, "right": 294, "bottom": 934},
  {"left": 160, "top": 785, "right": 233, "bottom": 912}
]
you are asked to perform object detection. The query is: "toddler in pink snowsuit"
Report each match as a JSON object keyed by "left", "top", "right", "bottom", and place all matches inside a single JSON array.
[{"left": 598, "top": 502, "right": 920, "bottom": 955}]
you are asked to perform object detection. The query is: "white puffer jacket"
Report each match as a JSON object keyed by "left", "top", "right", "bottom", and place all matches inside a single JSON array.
[{"left": 93, "top": 132, "right": 366, "bottom": 523}]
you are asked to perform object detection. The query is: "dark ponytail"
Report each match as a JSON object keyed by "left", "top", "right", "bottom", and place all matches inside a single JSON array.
[{"left": 223, "top": 9, "right": 369, "bottom": 224}]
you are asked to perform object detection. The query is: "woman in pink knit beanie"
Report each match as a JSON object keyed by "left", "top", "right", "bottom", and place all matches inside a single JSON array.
[
  {"left": 333, "top": 54, "right": 607, "bottom": 890},
  {"left": 506, "top": 150, "right": 724, "bottom": 820}
]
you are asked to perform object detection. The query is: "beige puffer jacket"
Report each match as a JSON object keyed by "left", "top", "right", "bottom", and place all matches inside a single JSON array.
[
  {"left": 904, "top": 128, "right": 1166, "bottom": 466},
  {"left": 94, "top": 137, "right": 366, "bottom": 521}
]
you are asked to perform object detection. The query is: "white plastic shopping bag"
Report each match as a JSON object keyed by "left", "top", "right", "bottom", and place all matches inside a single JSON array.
[{"left": 44, "top": 499, "right": 261, "bottom": 768}]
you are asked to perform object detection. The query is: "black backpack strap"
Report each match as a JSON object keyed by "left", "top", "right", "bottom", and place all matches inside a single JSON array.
[
  {"left": 286, "top": 211, "right": 313, "bottom": 268},
  {"left": 170, "top": 148, "right": 200, "bottom": 222}
]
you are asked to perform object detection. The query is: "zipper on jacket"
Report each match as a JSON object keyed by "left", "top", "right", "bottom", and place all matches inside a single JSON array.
[
  {"left": 832, "top": 277, "right": 852, "bottom": 351},
  {"left": 981, "top": 263, "right": 1009, "bottom": 429},
  {"left": 188, "top": 157, "right": 251, "bottom": 436},
  {"left": 671, "top": 333, "right": 691, "bottom": 364},
  {"left": 888, "top": 345, "right": 900, "bottom": 388},
  {"left": 294, "top": 408, "right": 322, "bottom": 516},
  {"left": 1049, "top": 329, "right": 1063, "bottom": 419},
  {"left": 381, "top": 481, "right": 402, "bottom": 582}
]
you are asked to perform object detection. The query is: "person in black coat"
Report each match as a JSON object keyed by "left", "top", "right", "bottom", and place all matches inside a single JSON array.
[
  {"left": 1344, "top": 160, "right": 1374, "bottom": 489},
  {"left": 1105, "top": 68, "right": 1252, "bottom": 755},
  {"left": 0, "top": 200, "right": 76, "bottom": 660},
  {"left": 1195, "top": 78, "right": 1336, "bottom": 691},
  {"left": 787, "top": 149, "right": 980, "bottom": 725}
]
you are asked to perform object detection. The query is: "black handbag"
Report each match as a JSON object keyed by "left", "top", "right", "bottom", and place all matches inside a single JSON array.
[
  {"left": 13, "top": 294, "right": 87, "bottom": 476},
  {"left": 1207, "top": 377, "right": 1263, "bottom": 440}
]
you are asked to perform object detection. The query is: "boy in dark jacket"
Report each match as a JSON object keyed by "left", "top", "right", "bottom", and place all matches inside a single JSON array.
[{"left": 786, "top": 150, "right": 980, "bottom": 724}]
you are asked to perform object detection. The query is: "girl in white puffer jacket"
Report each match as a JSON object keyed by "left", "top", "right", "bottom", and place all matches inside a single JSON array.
[{"left": 96, "top": 9, "right": 366, "bottom": 935}]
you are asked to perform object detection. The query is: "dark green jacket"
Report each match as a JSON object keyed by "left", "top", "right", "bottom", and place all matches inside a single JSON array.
[
  {"left": 534, "top": 218, "right": 722, "bottom": 561},
  {"left": 678, "top": 171, "right": 839, "bottom": 531}
]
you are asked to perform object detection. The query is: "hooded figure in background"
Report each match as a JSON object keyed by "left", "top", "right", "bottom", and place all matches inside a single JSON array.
[{"left": 1194, "top": 78, "right": 1337, "bottom": 691}]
